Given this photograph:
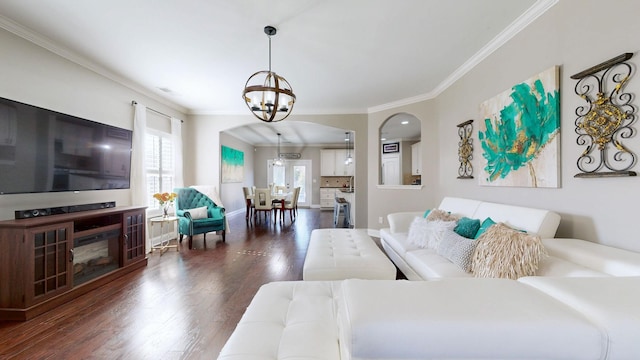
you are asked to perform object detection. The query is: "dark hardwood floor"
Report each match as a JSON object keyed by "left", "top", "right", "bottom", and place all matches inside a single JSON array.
[{"left": 0, "top": 208, "right": 342, "bottom": 359}]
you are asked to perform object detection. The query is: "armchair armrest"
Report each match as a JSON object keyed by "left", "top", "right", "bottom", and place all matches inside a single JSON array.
[
  {"left": 208, "top": 206, "right": 225, "bottom": 219},
  {"left": 176, "top": 209, "right": 192, "bottom": 219},
  {"left": 387, "top": 212, "right": 423, "bottom": 233}
]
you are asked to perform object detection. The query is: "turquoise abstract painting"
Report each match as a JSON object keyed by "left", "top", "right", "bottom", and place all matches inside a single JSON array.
[
  {"left": 221, "top": 145, "right": 244, "bottom": 183},
  {"left": 479, "top": 66, "right": 560, "bottom": 188}
]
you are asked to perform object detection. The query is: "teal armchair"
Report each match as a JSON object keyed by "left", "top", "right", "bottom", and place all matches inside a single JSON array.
[{"left": 173, "top": 187, "right": 226, "bottom": 249}]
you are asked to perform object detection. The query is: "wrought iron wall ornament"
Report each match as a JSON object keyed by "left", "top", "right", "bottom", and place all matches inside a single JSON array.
[
  {"left": 572, "top": 52, "right": 637, "bottom": 177},
  {"left": 457, "top": 119, "right": 474, "bottom": 179}
]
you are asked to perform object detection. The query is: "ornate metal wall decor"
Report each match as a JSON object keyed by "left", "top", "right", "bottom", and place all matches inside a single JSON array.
[
  {"left": 572, "top": 52, "right": 637, "bottom": 177},
  {"left": 457, "top": 119, "right": 474, "bottom": 179}
]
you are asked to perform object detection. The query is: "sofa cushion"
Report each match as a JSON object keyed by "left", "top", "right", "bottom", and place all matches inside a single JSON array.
[
  {"left": 454, "top": 216, "right": 481, "bottom": 238},
  {"left": 472, "top": 201, "right": 561, "bottom": 238},
  {"left": 437, "top": 229, "right": 478, "bottom": 272},
  {"left": 542, "top": 238, "right": 640, "bottom": 276},
  {"left": 518, "top": 276, "right": 640, "bottom": 359},
  {"left": 338, "top": 279, "right": 603, "bottom": 360},
  {"left": 380, "top": 230, "right": 422, "bottom": 257},
  {"left": 438, "top": 197, "right": 482, "bottom": 217},
  {"left": 536, "top": 255, "right": 610, "bottom": 277},
  {"left": 471, "top": 223, "right": 546, "bottom": 279},
  {"left": 192, "top": 217, "right": 224, "bottom": 228},
  {"left": 405, "top": 249, "right": 473, "bottom": 279}
]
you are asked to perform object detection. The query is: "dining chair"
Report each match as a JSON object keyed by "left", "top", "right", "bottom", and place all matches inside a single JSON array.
[
  {"left": 282, "top": 187, "right": 300, "bottom": 223},
  {"left": 242, "top": 186, "right": 253, "bottom": 219},
  {"left": 271, "top": 185, "right": 287, "bottom": 214},
  {"left": 253, "top": 188, "right": 276, "bottom": 223}
]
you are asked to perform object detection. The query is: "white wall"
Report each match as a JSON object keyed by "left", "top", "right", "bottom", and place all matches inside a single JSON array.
[
  {"left": 367, "top": 100, "right": 440, "bottom": 228},
  {"left": 0, "top": 27, "right": 186, "bottom": 220},
  {"left": 368, "top": 0, "right": 640, "bottom": 251}
]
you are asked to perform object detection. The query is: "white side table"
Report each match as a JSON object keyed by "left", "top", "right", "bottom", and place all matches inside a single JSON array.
[{"left": 150, "top": 216, "right": 179, "bottom": 255}]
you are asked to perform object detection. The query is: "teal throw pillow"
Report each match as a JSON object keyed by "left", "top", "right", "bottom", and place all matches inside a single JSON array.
[
  {"left": 454, "top": 217, "right": 481, "bottom": 239},
  {"left": 474, "top": 217, "right": 496, "bottom": 239},
  {"left": 423, "top": 209, "right": 432, "bottom": 218}
]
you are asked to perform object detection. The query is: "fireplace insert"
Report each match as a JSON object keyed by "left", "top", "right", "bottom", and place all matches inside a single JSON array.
[{"left": 73, "top": 229, "right": 120, "bottom": 285}]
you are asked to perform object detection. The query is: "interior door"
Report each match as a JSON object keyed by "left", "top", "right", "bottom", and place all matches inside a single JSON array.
[
  {"left": 381, "top": 155, "right": 400, "bottom": 185},
  {"left": 268, "top": 159, "right": 312, "bottom": 207}
]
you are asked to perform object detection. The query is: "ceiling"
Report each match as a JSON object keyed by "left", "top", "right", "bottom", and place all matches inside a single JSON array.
[{"left": 0, "top": 0, "right": 547, "bottom": 145}]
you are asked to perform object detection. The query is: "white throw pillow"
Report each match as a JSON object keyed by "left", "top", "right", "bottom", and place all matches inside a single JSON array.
[
  {"left": 407, "top": 217, "right": 457, "bottom": 249},
  {"left": 425, "top": 220, "right": 457, "bottom": 249},
  {"left": 187, "top": 206, "right": 208, "bottom": 219},
  {"left": 407, "top": 217, "right": 427, "bottom": 247}
]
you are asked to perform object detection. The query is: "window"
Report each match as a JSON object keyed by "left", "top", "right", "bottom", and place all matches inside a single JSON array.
[{"left": 145, "top": 130, "right": 174, "bottom": 209}]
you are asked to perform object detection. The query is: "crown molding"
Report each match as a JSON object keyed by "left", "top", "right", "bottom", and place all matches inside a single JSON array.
[
  {"left": 367, "top": 0, "right": 559, "bottom": 114},
  {"left": 0, "top": 14, "right": 188, "bottom": 115},
  {"left": 0, "top": 0, "right": 558, "bottom": 118}
]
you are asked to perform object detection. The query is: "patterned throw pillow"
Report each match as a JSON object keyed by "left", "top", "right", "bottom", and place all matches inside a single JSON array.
[
  {"left": 454, "top": 217, "right": 481, "bottom": 239},
  {"left": 437, "top": 229, "right": 478, "bottom": 272},
  {"left": 471, "top": 223, "right": 546, "bottom": 279}
]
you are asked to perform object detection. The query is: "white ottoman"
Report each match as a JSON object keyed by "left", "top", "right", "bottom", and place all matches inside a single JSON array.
[
  {"left": 303, "top": 229, "right": 397, "bottom": 280},
  {"left": 218, "top": 281, "right": 342, "bottom": 360}
]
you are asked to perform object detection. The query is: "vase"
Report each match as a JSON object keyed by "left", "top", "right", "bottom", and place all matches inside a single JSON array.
[{"left": 163, "top": 204, "right": 170, "bottom": 218}]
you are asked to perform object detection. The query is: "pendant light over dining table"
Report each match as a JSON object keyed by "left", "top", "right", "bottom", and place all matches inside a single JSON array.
[
  {"left": 274, "top": 133, "right": 284, "bottom": 166},
  {"left": 242, "top": 25, "right": 296, "bottom": 122}
]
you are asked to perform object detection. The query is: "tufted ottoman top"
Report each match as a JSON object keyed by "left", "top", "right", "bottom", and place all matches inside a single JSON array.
[{"left": 303, "top": 229, "right": 396, "bottom": 281}]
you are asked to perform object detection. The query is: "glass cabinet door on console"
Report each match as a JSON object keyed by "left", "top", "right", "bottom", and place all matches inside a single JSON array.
[
  {"left": 123, "top": 210, "right": 146, "bottom": 266},
  {"left": 27, "top": 223, "right": 73, "bottom": 306}
]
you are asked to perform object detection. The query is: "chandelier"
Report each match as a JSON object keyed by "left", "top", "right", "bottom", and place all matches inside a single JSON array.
[
  {"left": 344, "top": 131, "right": 353, "bottom": 165},
  {"left": 274, "top": 133, "right": 284, "bottom": 166},
  {"left": 242, "top": 26, "right": 296, "bottom": 122}
]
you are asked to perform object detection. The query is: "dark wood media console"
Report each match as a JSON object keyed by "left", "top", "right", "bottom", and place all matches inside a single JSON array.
[{"left": 0, "top": 206, "right": 147, "bottom": 321}]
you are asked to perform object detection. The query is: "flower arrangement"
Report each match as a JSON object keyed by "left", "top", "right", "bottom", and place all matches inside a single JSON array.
[
  {"left": 153, "top": 192, "right": 177, "bottom": 217},
  {"left": 153, "top": 192, "right": 178, "bottom": 205}
]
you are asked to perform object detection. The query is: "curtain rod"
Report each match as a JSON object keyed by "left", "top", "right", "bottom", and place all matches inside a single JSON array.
[{"left": 131, "top": 100, "right": 183, "bottom": 122}]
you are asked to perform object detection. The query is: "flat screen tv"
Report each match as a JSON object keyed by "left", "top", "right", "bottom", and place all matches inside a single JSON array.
[{"left": 0, "top": 96, "right": 133, "bottom": 195}]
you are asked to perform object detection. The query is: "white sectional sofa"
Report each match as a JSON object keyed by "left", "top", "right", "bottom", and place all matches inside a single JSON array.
[
  {"left": 219, "top": 277, "right": 640, "bottom": 359},
  {"left": 219, "top": 197, "right": 640, "bottom": 359},
  {"left": 379, "top": 197, "right": 640, "bottom": 280}
]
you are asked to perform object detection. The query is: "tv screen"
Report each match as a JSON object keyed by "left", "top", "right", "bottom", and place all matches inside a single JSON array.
[{"left": 0, "top": 96, "right": 132, "bottom": 194}]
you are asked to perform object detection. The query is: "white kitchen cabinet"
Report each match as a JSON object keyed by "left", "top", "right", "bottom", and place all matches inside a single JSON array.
[
  {"left": 321, "top": 149, "right": 354, "bottom": 176},
  {"left": 411, "top": 141, "right": 422, "bottom": 175},
  {"left": 320, "top": 188, "right": 337, "bottom": 208},
  {"left": 320, "top": 150, "right": 335, "bottom": 176}
]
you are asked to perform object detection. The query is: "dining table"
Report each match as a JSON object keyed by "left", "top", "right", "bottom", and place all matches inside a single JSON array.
[{"left": 245, "top": 191, "right": 292, "bottom": 221}]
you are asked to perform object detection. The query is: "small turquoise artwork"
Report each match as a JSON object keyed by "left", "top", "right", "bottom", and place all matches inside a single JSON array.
[
  {"left": 479, "top": 66, "right": 560, "bottom": 188},
  {"left": 221, "top": 145, "right": 244, "bottom": 183}
]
